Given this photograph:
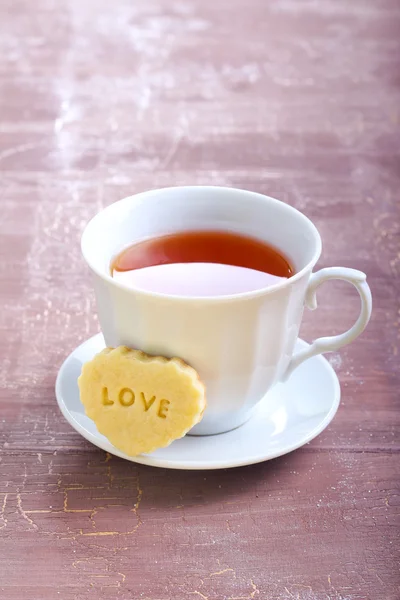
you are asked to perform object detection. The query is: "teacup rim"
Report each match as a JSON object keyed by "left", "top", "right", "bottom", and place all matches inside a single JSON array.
[{"left": 81, "top": 185, "right": 322, "bottom": 303}]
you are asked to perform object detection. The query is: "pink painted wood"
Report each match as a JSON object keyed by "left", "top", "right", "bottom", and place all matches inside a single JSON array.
[{"left": 0, "top": 1, "right": 399, "bottom": 598}]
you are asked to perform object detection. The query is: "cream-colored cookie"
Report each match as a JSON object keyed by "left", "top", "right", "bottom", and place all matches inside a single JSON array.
[{"left": 78, "top": 347, "right": 206, "bottom": 456}]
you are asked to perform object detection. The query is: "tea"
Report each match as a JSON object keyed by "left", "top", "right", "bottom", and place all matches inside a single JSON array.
[{"left": 111, "top": 230, "right": 293, "bottom": 296}]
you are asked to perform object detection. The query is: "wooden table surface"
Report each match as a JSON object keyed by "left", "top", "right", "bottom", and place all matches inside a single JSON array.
[{"left": 1, "top": 1, "right": 399, "bottom": 599}]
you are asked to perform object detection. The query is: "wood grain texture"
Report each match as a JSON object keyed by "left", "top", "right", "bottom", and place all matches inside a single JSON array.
[{"left": 0, "top": 0, "right": 399, "bottom": 599}]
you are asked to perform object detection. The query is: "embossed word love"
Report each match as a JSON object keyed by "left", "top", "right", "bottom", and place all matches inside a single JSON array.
[
  {"left": 78, "top": 346, "right": 206, "bottom": 456},
  {"left": 102, "top": 387, "right": 170, "bottom": 419}
]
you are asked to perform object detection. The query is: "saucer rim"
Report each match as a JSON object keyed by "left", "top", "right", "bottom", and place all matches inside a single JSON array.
[{"left": 55, "top": 333, "right": 341, "bottom": 470}]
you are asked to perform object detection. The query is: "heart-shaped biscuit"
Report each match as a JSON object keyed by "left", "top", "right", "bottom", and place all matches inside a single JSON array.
[{"left": 78, "top": 347, "right": 206, "bottom": 456}]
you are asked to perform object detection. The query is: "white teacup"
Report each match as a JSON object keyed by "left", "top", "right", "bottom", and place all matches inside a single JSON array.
[{"left": 81, "top": 186, "right": 372, "bottom": 436}]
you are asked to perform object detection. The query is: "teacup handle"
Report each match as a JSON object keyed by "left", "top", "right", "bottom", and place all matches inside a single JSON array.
[{"left": 283, "top": 267, "right": 372, "bottom": 381}]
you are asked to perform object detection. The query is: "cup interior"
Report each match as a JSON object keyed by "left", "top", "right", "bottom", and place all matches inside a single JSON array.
[{"left": 81, "top": 186, "right": 321, "bottom": 281}]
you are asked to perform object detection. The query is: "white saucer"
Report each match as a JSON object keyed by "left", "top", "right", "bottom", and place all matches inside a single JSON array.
[{"left": 56, "top": 334, "right": 341, "bottom": 470}]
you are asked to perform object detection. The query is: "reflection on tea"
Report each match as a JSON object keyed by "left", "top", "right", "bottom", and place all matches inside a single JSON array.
[{"left": 112, "top": 230, "right": 293, "bottom": 296}]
